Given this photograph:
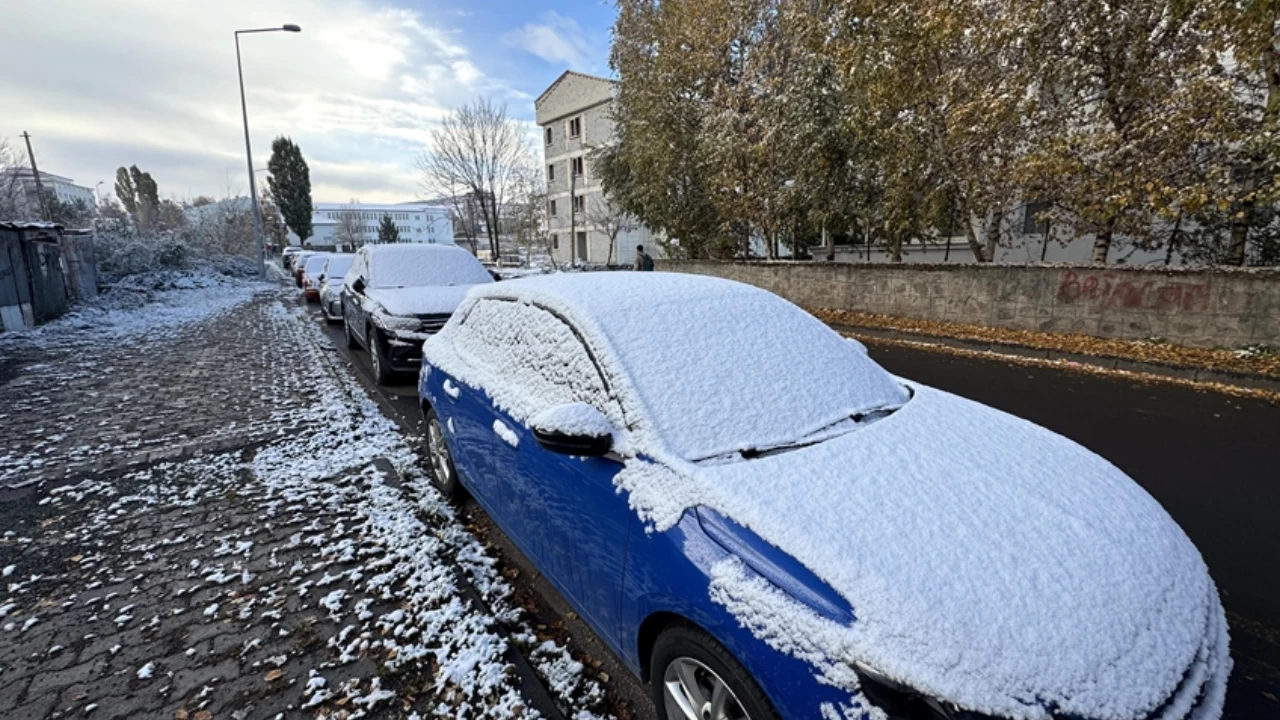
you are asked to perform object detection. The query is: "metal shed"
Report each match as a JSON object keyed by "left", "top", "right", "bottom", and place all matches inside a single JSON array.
[{"left": 0, "top": 221, "right": 69, "bottom": 332}]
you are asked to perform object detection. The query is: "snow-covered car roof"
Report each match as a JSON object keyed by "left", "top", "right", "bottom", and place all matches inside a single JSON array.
[
  {"left": 453, "top": 272, "right": 909, "bottom": 461},
  {"left": 366, "top": 244, "right": 492, "bottom": 289}
]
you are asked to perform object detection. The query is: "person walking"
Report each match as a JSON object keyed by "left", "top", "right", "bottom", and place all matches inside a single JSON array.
[{"left": 634, "top": 245, "right": 655, "bottom": 271}]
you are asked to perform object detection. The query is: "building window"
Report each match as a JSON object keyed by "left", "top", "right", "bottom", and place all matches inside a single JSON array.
[
  {"left": 576, "top": 231, "right": 588, "bottom": 260},
  {"left": 1023, "top": 200, "right": 1051, "bottom": 235},
  {"left": 572, "top": 195, "right": 585, "bottom": 213},
  {"left": 548, "top": 164, "right": 555, "bottom": 181},
  {"left": 545, "top": 127, "right": 553, "bottom": 144},
  {"left": 551, "top": 233, "right": 559, "bottom": 249},
  {"left": 568, "top": 116, "right": 582, "bottom": 138},
  {"left": 571, "top": 157, "right": 584, "bottom": 176},
  {"left": 549, "top": 199, "right": 557, "bottom": 216}
]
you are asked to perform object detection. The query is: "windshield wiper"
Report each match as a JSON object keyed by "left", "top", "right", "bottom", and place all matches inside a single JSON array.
[{"left": 699, "top": 405, "right": 902, "bottom": 465}]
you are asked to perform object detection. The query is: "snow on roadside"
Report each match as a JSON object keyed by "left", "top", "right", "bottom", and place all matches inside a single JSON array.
[{"left": 0, "top": 271, "right": 263, "bottom": 351}]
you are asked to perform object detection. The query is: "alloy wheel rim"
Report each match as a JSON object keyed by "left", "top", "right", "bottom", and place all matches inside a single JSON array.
[
  {"left": 663, "top": 657, "right": 749, "bottom": 720},
  {"left": 427, "top": 419, "right": 450, "bottom": 484}
]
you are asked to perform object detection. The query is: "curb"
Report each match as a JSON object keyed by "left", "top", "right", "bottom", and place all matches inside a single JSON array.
[
  {"left": 832, "top": 323, "right": 1280, "bottom": 396},
  {"left": 303, "top": 306, "right": 569, "bottom": 720}
]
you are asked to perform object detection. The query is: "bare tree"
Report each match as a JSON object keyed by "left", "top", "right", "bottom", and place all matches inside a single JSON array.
[
  {"left": 418, "top": 98, "right": 527, "bottom": 259},
  {"left": 0, "top": 139, "right": 29, "bottom": 219},
  {"left": 332, "top": 201, "right": 367, "bottom": 250},
  {"left": 585, "top": 194, "right": 637, "bottom": 266},
  {"left": 507, "top": 157, "right": 554, "bottom": 268}
]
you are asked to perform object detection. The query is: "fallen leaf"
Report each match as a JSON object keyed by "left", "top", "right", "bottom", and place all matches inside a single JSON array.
[
  {"left": 194, "top": 712, "right": 212, "bottom": 720},
  {"left": 174, "top": 711, "right": 188, "bottom": 720},
  {"left": 264, "top": 669, "right": 283, "bottom": 682}
]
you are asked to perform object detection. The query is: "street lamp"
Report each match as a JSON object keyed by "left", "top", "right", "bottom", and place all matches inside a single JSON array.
[{"left": 235, "top": 23, "right": 301, "bottom": 278}]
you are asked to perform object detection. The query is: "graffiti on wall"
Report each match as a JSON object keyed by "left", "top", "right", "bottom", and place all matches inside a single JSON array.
[{"left": 1057, "top": 270, "right": 1211, "bottom": 312}]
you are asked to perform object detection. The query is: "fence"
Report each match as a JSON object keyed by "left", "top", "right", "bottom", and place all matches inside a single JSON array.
[{"left": 659, "top": 260, "right": 1280, "bottom": 349}]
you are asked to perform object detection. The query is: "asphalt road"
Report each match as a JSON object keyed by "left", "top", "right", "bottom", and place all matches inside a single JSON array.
[{"left": 305, "top": 298, "right": 1279, "bottom": 720}]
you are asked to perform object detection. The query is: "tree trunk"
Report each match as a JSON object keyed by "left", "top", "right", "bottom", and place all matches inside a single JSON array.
[
  {"left": 964, "top": 215, "right": 989, "bottom": 262},
  {"left": 1165, "top": 214, "right": 1182, "bottom": 266},
  {"left": 1091, "top": 219, "right": 1115, "bottom": 264},
  {"left": 983, "top": 211, "right": 1001, "bottom": 262},
  {"left": 1226, "top": 198, "right": 1251, "bottom": 266},
  {"left": 823, "top": 224, "right": 834, "bottom": 261},
  {"left": 890, "top": 232, "right": 903, "bottom": 263}
]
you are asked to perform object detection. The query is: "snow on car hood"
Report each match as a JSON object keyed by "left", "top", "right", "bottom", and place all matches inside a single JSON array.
[
  {"left": 618, "top": 381, "right": 1223, "bottom": 720},
  {"left": 367, "top": 285, "right": 473, "bottom": 317}
]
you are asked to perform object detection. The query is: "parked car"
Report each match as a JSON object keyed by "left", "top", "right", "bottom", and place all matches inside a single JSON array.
[
  {"left": 292, "top": 251, "right": 317, "bottom": 288},
  {"left": 418, "top": 273, "right": 1229, "bottom": 720},
  {"left": 300, "top": 253, "right": 332, "bottom": 303},
  {"left": 342, "top": 244, "right": 493, "bottom": 384},
  {"left": 282, "top": 246, "right": 303, "bottom": 270},
  {"left": 318, "top": 254, "right": 355, "bottom": 323}
]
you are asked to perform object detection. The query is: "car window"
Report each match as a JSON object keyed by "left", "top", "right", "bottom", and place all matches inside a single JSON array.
[{"left": 452, "top": 298, "right": 615, "bottom": 421}]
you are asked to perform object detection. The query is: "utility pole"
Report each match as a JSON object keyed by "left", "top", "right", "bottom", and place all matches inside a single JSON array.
[
  {"left": 20, "top": 132, "right": 49, "bottom": 221},
  {"left": 569, "top": 163, "right": 577, "bottom": 265},
  {"left": 234, "top": 24, "right": 301, "bottom": 279}
]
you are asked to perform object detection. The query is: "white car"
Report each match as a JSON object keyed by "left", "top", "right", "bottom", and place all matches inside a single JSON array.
[
  {"left": 318, "top": 254, "right": 354, "bottom": 323},
  {"left": 300, "top": 253, "right": 332, "bottom": 303}
]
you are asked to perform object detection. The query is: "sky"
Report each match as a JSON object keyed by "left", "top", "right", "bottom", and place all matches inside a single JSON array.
[{"left": 0, "top": 0, "right": 616, "bottom": 204}]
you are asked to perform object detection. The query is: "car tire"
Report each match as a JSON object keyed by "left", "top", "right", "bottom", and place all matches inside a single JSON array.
[
  {"left": 423, "top": 406, "right": 465, "bottom": 501},
  {"left": 344, "top": 311, "right": 360, "bottom": 349},
  {"left": 650, "top": 624, "right": 780, "bottom": 720},
  {"left": 368, "top": 326, "right": 394, "bottom": 385}
]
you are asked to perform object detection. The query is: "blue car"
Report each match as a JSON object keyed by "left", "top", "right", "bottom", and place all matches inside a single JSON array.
[{"left": 418, "top": 273, "right": 1230, "bottom": 720}]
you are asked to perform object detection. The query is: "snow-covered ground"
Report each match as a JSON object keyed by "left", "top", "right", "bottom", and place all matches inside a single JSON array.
[{"left": 0, "top": 286, "right": 609, "bottom": 719}]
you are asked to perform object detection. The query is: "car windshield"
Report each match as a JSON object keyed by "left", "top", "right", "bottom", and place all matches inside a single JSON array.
[
  {"left": 369, "top": 246, "right": 494, "bottom": 289},
  {"left": 590, "top": 283, "right": 909, "bottom": 461},
  {"left": 303, "top": 255, "right": 330, "bottom": 275},
  {"left": 323, "top": 255, "right": 353, "bottom": 280}
]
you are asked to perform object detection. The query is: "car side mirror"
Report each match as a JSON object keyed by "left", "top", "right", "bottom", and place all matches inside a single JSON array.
[
  {"left": 351, "top": 277, "right": 365, "bottom": 294},
  {"left": 530, "top": 403, "right": 614, "bottom": 457}
]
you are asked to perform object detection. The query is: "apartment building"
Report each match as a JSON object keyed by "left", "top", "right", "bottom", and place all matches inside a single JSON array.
[{"left": 535, "top": 70, "right": 655, "bottom": 266}]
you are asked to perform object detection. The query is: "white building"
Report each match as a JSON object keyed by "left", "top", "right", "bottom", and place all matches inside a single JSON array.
[
  {"left": 535, "top": 70, "right": 657, "bottom": 266},
  {"left": 12, "top": 168, "right": 96, "bottom": 214},
  {"left": 288, "top": 202, "right": 454, "bottom": 249}
]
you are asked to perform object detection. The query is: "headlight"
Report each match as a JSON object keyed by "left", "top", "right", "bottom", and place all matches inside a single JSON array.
[{"left": 855, "top": 663, "right": 996, "bottom": 720}]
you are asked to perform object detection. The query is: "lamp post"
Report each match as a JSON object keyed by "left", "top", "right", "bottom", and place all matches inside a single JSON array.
[{"left": 235, "top": 23, "right": 301, "bottom": 278}]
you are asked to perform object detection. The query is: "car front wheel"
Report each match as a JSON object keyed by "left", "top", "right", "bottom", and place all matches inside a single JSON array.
[
  {"left": 651, "top": 625, "right": 779, "bottom": 720},
  {"left": 343, "top": 309, "right": 360, "bottom": 349},
  {"left": 368, "top": 326, "right": 393, "bottom": 385},
  {"left": 424, "top": 407, "right": 464, "bottom": 501}
]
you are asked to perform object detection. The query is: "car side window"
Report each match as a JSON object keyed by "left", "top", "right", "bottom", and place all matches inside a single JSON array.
[{"left": 453, "top": 299, "right": 614, "bottom": 421}]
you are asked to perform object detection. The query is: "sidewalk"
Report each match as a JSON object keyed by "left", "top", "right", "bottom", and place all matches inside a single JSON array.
[{"left": 0, "top": 283, "right": 603, "bottom": 720}]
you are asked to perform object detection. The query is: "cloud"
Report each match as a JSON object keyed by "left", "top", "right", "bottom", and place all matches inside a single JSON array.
[
  {"left": 502, "top": 12, "right": 594, "bottom": 68},
  {"left": 0, "top": 0, "right": 493, "bottom": 203}
]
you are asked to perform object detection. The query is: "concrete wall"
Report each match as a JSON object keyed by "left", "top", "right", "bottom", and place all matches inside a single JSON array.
[{"left": 660, "top": 260, "right": 1280, "bottom": 349}]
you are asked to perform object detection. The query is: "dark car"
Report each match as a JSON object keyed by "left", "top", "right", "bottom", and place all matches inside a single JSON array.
[{"left": 340, "top": 243, "right": 493, "bottom": 384}]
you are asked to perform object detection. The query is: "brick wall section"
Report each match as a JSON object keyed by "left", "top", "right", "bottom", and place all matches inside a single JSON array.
[{"left": 659, "top": 260, "right": 1280, "bottom": 349}]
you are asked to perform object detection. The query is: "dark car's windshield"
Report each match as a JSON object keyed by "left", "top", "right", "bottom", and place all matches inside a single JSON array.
[{"left": 369, "top": 246, "right": 494, "bottom": 289}]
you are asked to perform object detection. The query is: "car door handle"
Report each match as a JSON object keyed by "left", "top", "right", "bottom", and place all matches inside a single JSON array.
[{"left": 492, "top": 419, "right": 519, "bottom": 448}]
